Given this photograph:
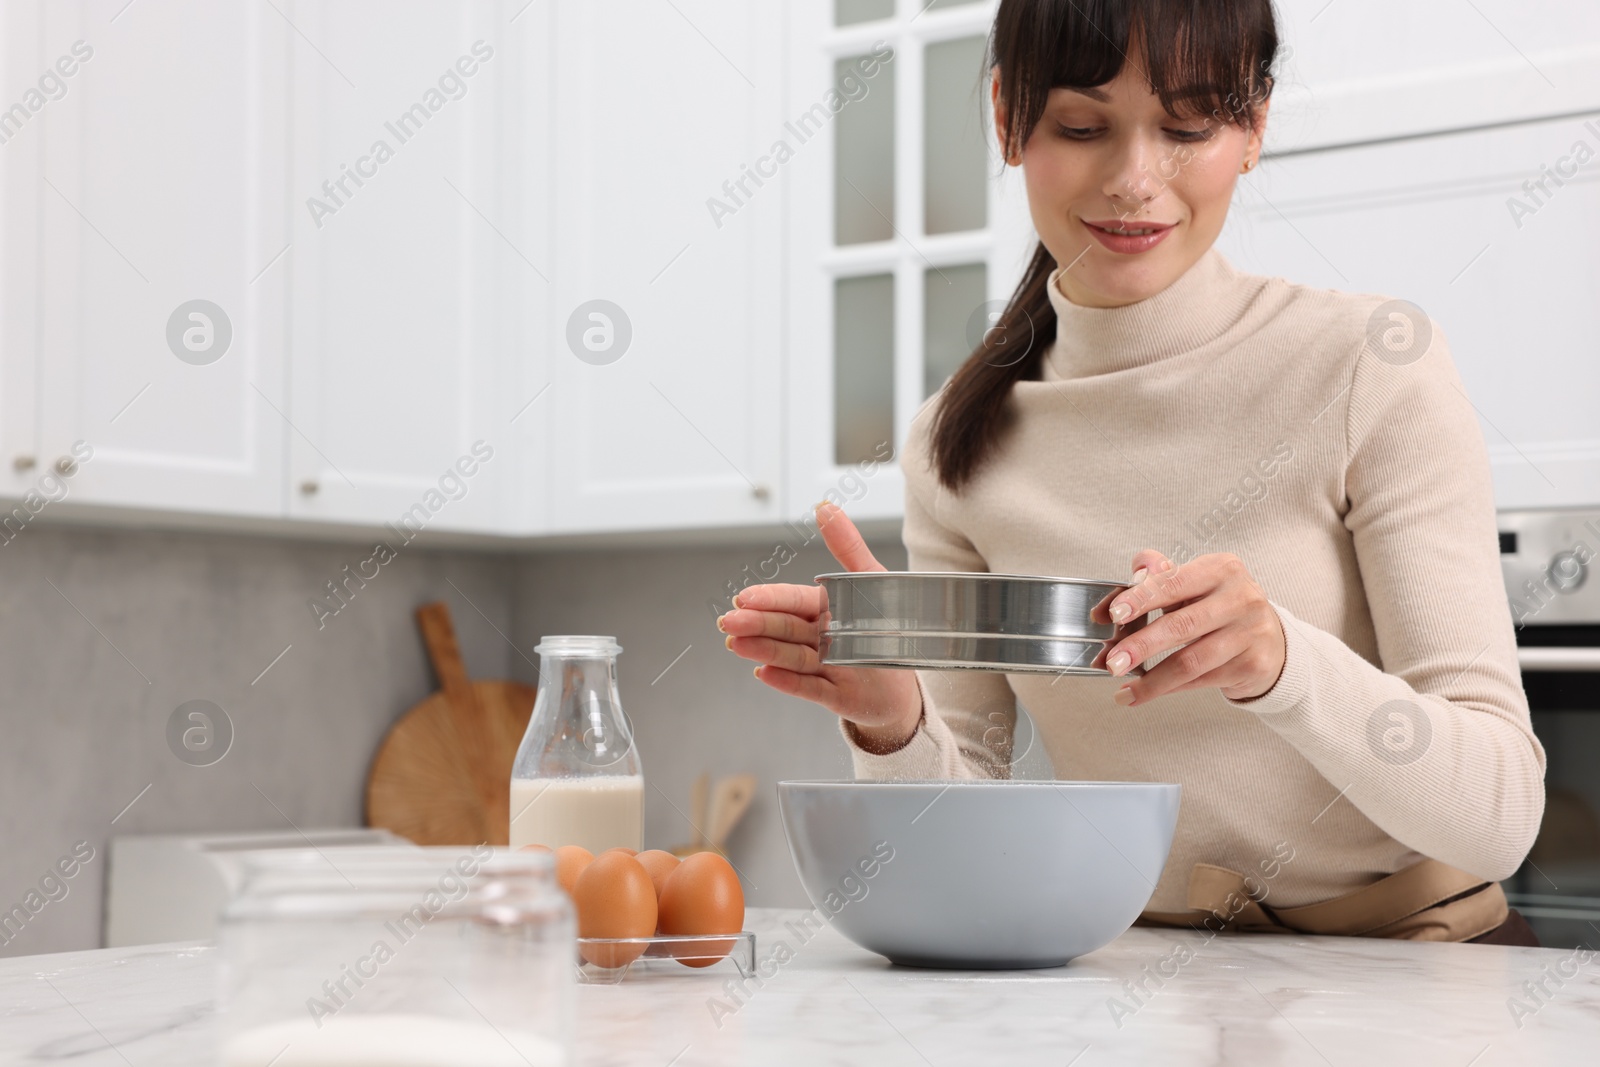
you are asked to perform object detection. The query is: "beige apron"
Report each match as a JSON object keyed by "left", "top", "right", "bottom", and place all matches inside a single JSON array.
[{"left": 1138, "top": 859, "right": 1508, "bottom": 941}]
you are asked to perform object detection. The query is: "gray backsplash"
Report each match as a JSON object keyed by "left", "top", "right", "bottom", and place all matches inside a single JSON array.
[{"left": 0, "top": 519, "right": 908, "bottom": 956}]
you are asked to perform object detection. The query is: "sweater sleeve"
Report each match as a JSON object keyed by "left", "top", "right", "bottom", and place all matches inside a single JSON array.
[
  {"left": 839, "top": 398, "right": 1017, "bottom": 781},
  {"left": 1224, "top": 319, "right": 1545, "bottom": 881}
]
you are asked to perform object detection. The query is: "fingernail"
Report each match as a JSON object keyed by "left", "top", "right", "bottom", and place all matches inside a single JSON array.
[
  {"left": 1159, "top": 558, "right": 1174, "bottom": 572},
  {"left": 724, "top": 635, "right": 734, "bottom": 650},
  {"left": 716, "top": 613, "right": 728, "bottom": 632},
  {"left": 732, "top": 591, "right": 747, "bottom": 608},
  {"left": 1131, "top": 568, "right": 1147, "bottom": 583},
  {"left": 1108, "top": 650, "right": 1131, "bottom": 675},
  {"left": 1110, "top": 602, "right": 1131, "bottom": 623},
  {"left": 1113, "top": 686, "right": 1135, "bottom": 706},
  {"left": 752, "top": 665, "right": 762, "bottom": 679}
]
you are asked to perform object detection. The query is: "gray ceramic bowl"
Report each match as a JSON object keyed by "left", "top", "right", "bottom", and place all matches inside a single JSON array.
[{"left": 777, "top": 779, "right": 1180, "bottom": 969}]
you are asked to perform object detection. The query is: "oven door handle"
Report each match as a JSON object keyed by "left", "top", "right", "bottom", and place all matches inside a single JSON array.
[{"left": 1519, "top": 647, "right": 1600, "bottom": 672}]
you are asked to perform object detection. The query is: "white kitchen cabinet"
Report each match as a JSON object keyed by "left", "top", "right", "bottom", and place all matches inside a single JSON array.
[
  {"left": 21, "top": 0, "right": 290, "bottom": 518},
  {"left": 2, "top": 0, "right": 540, "bottom": 535},
  {"left": 284, "top": 0, "right": 535, "bottom": 534},
  {"left": 2, "top": 0, "right": 1596, "bottom": 542},
  {"left": 0, "top": 1, "right": 44, "bottom": 502},
  {"left": 541, "top": 0, "right": 785, "bottom": 533},
  {"left": 783, "top": 0, "right": 1035, "bottom": 525},
  {"left": 1215, "top": 112, "right": 1600, "bottom": 509},
  {"left": 1268, "top": 0, "right": 1600, "bottom": 154}
]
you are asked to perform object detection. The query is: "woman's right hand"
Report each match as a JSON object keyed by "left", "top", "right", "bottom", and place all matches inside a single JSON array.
[{"left": 717, "top": 502, "right": 924, "bottom": 753}]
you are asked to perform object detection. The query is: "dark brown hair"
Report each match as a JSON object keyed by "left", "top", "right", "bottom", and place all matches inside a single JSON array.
[{"left": 929, "top": 0, "right": 1279, "bottom": 491}]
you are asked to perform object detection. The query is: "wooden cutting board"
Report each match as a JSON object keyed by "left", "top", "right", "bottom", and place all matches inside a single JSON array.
[{"left": 365, "top": 602, "right": 536, "bottom": 845}]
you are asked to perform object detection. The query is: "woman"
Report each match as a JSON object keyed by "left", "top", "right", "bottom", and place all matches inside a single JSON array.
[{"left": 720, "top": 0, "right": 1544, "bottom": 944}]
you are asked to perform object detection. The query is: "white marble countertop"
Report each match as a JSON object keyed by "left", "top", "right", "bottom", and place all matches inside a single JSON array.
[{"left": 2, "top": 907, "right": 1595, "bottom": 1065}]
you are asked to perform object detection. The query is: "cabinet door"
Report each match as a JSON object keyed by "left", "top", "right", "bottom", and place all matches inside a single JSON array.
[
  {"left": 1267, "top": 0, "right": 1600, "bottom": 152},
  {"left": 1215, "top": 113, "right": 1600, "bottom": 509},
  {"left": 543, "top": 0, "right": 783, "bottom": 533},
  {"left": 31, "top": 1, "right": 289, "bottom": 517},
  {"left": 0, "top": 1, "right": 43, "bottom": 497},
  {"left": 285, "top": 1, "right": 537, "bottom": 534},
  {"left": 783, "top": 0, "right": 1035, "bottom": 525}
]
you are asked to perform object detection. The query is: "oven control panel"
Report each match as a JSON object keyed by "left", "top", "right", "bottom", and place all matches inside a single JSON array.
[{"left": 1498, "top": 508, "right": 1600, "bottom": 627}]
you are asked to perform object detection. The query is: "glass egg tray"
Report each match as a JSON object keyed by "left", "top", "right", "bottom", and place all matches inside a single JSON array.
[{"left": 574, "top": 930, "right": 756, "bottom": 984}]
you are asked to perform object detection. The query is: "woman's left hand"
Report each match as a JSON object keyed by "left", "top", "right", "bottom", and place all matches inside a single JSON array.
[{"left": 1099, "top": 550, "right": 1286, "bottom": 707}]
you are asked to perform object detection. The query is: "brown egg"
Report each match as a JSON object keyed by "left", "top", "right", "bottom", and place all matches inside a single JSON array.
[
  {"left": 634, "top": 849, "right": 681, "bottom": 902},
  {"left": 572, "top": 852, "right": 657, "bottom": 968},
  {"left": 517, "top": 843, "right": 553, "bottom": 853},
  {"left": 657, "top": 852, "right": 744, "bottom": 968},
  {"left": 554, "top": 845, "right": 594, "bottom": 896},
  {"left": 602, "top": 847, "right": 639, "bottom": 857}
]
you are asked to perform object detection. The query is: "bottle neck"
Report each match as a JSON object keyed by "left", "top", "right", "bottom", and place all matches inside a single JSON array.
[
  {"left": 524, "top": 651, "right": 638, "bottom": 777},
  {"left": 537, "top": 654, "right": 618, "bottom": 699}
]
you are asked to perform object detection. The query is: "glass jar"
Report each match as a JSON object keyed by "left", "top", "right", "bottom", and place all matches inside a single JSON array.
[
  {"left": 510, "top": 636, "right": 644, "bottom": 853},
  {"left": 217, "top": 846, "right": 572, "bottom": 1067}
]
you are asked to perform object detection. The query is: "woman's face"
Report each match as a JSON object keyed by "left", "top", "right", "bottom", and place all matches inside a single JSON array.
[{"left": 993, "top": 60, "right": 1267, "bottom": 308}]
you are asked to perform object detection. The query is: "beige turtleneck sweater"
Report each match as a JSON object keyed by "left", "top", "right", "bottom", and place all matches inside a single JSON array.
[{"left": 840, "top": 248, "right": 1545, "bottom": 913}]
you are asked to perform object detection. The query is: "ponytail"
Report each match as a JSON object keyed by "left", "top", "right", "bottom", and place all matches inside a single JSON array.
[{"left": 928, "top": 240, "right": 1058, "bottom": 491}]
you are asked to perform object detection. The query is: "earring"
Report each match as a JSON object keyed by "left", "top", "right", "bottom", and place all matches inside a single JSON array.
[{"left": 1241, "top": 157, "right": 1256, "bottom": 173}]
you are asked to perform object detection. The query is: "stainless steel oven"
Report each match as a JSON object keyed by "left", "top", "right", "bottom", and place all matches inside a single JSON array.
[{"left": 1498, "top": 507, "right": 1600, "bottom": 948}]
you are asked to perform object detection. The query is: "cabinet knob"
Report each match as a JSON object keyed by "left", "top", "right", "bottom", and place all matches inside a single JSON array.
[
  {"left": 54, "top": 456, "right": 79, "bottom": 476},
  {"left": 299, "top": 480, "right": 320, "bottom": 496},
  {"left": 752, "top": 484, "right": 770, "bottom": 501},
  {"left": 12, "top": 455, "right": 35, "bottom": 472}
]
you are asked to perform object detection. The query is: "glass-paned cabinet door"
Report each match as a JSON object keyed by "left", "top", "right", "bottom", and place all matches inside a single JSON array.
[{"left": 787, "top": 0, "right": 1032, "bottom": 522}]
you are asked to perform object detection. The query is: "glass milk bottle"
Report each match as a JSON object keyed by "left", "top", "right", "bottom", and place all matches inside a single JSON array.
[{"left": 510, "top": 636, "right": 644, "bottom": 853}]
